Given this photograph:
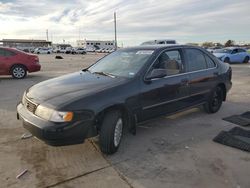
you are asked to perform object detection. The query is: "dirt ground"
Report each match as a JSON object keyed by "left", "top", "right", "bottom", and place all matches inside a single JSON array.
[{"left": 0, "top": 53, "right": 249, "bottom": 188}]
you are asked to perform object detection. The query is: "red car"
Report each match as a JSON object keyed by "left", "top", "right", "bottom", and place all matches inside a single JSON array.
[{"left": 0, "top": 47, "right": 41, "bottom": 79}]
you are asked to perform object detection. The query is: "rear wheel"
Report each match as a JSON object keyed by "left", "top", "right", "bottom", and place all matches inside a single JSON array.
[
  {"left": 11, "top": 65, "right": 27, "bottom": 79},
  {"left": 99, "top": 110, "right": 124, "bottom": 154},
  {"left": 243, "top": 56, "right": 249, "bottom": 63},
  {"left": 224, "top": 57, "right": 230, "bottom": 63},
  {"left": 204, "top": 86, "right": 224, "bottom": 113}
]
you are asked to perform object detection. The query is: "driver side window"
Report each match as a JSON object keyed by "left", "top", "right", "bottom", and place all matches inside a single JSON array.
[
  {"left": 153, "top": 50, "right": 183, "bottom": 76},
  {"left": 232, "top": 49, "right": 238, "bottom": 54}
]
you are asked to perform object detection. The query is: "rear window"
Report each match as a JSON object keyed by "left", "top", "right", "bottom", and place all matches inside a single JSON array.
[
  {"left": 0, "top": 49, "right": 16, "bottom": 57},
  {"left": 204, "top": 54, "right": 216, "bottom": 68},
  {"left": 185, "top": 49, "right": 207, "bottom": 71}
]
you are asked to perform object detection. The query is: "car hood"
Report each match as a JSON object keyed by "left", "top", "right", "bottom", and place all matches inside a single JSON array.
[
  {"left": 26, "top": 71, "right": 127, "bottom": 106},
  {"left": 213, "top": 53, "right": 227, "bottom": 58}
]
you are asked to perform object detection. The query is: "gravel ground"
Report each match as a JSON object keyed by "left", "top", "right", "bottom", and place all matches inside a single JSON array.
[{"left": 0, "top": 54, "right": 249, "bottom": 188}]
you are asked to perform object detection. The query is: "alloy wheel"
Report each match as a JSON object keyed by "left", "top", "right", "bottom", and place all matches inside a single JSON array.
[{"left": 114, "top": 118, "right": 123, "bottom": 147}]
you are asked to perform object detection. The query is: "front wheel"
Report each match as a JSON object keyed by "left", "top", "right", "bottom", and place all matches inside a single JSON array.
[
  {"left": 11, "top": 65, "right": 27, "bottom": 79},
  {"left": 99, "top": 110, "right": 124, "bottom": 154},
  {"left": 204, "top": 86, "right": 224, "bottom": 113},
  {"left": 243, "top": 56, "right": 249, "bottom": 63}
]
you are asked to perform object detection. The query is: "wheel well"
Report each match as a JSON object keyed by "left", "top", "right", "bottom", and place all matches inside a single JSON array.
[
  {"left": 9, "top": 64, "right": 27, "bottom": 74},
  {"left": 217, "top": 83, "right": 226, "bottom": 101},
  {"left": 95, "top": 105, "right": 131, "bottom": 132}
]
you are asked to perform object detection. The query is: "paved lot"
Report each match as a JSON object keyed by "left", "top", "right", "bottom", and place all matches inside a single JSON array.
[{"left": 0, "top": 54, "right": 249, "bottom": 188}]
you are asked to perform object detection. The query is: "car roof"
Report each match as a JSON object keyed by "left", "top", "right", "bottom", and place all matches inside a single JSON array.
[
  {"left": 225, "top": 47, "right": 245, "bottom": 50},
  {"left": 122, "top": 44, "right": 200, "bottom": 51}
]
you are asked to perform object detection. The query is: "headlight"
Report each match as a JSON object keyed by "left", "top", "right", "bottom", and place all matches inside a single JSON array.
[
  {"left": 22, "top": 91, "right": 26, "bottom": 104},
  {"left": 35, "top": 105, "right": 73, "bottom": 122}
]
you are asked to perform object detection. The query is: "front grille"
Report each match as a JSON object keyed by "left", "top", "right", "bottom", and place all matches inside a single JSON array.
[{"left": 23, "top": 97, "right": 37, "bottom": 113}]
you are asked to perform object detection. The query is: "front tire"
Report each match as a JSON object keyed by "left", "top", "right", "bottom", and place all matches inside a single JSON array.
[
  {"left": 243, "top": 56, "right": 249, "bottom": 63},
  {"left": 204, "top": 86, "right": 224, "bottom": 113},
  {"left": 11, "top": 65, "right": 27, "bottom": 79},
  {"left": 99, "top": 110, "right": 123, "bottom": 154}
]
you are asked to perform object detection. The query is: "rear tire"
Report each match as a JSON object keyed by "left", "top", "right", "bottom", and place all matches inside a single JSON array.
[
  {"left": 11, "top": 65, "right": 27, "bottom": 79},
  {"left": 99, "top": 110, "right": 124, "bottom": 154},
  {"left": 204, "top": 86, "right": 224, "bottom": 113},
  {"left": 224, "top": 57, "right": 230, "bottom": 63},
  {"left": 243, "top": 56, "right": 249, "bottom": 63}
]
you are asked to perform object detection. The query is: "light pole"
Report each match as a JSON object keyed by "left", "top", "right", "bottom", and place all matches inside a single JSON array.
[{"left": 114, "top": 12, "right": 117, "bottom": 50}]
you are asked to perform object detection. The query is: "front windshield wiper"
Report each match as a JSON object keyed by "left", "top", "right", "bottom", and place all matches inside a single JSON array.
[{"left": 92, "top": 71, "right": 116, "bottom": 78}]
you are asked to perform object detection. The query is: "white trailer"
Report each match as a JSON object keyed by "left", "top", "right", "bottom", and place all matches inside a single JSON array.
[{"left": 77, "top": 40, "right": 115, "bottom": 52}]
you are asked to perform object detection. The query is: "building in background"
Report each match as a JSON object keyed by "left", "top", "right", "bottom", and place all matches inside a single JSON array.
[
  {"left": 0, "top": 39, "right": 52, "bottom": 51},
  {"left": 77, "top": 39, "right": 115, "bottom": 51}
]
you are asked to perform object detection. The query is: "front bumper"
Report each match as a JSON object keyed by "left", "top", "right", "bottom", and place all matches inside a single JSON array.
[{"left": 17, "top": 103, "right": 97, "bottom": 146}]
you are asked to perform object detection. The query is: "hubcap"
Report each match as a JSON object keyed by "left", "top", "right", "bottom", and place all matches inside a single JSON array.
[
  {"left": 212, "top": 89, "right": 222, "bottom": 108},
  {"left": 114, "top": 118, "right": 123, "bottom": 147},
  {"left": 13, "top": 67, "right": 25, "bottom": 78}
]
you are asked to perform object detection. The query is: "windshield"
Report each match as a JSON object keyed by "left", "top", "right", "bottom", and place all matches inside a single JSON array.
[
  {"left": 215, "top": 49, "right": 232, "bottom": 54},
  {"left": 88, "top": 49, "right": 154, "bottom": 78}
]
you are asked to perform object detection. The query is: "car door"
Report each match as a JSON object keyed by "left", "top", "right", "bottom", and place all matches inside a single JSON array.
[
  {"left": 138, "top": 48, "right": 190, "bottom": 122},
  {"left": 230, "top": 49, "right": 242, "bottom": 62},
  {"left": 0, "top": 49, "right": 15, "bottom": 75},
  {"left": 238, "top": 49, "right": 248, "bottom": 63},
  {"left": 183, "top": 48, "right": 218, "bottom": 105}
]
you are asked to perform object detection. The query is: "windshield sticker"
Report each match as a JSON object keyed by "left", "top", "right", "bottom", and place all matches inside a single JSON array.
[{"left": 136, "top": 50, "right": 154, "bottom": 55}]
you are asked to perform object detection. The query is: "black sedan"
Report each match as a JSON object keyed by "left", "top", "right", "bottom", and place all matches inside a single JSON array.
[{"left": 17, "top": 45, "right": 232, "bottom": 154}]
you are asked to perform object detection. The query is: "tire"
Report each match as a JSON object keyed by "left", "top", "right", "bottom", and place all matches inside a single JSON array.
[
  {"left": 99, "top": 110, "right": 124, "bottom": 154},
  {"left": 204, "top": 86, "right": 224, "bottom": 113},
  {"left": 11, "top": 65, "right": 27, "bottom": 79},
  {"left": 47, "top": 51, "right": 51, "bottom": 54},
  {"left": 224, "top": 57, "right": 230, "bottom": 63},
  {"left": 243, "top": 56, "right": 249, "bottom": 63}
]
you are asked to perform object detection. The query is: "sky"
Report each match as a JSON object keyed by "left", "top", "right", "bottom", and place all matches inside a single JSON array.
[{"left": 0, "top": 0, "right": 249, "bottom": 46}]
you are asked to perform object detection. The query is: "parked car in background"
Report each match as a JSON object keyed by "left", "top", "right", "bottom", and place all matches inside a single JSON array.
[
  {"left": 86, "top": 47, "right": 96, "bottom": 52},
  {"left": 213, "top": 47, "right": 249, "bottom": 63},
  {"left": 141, "top": 39, "right": 177, "bottom": 45},
  {"left": 0, "top": 47, "right": 41, "bottom": 79},
  {"left": 72, "top": 48, "right": 87, "bottom": 54},
  {"left": 52, "top": 48, "right": 60, "bottom": 53},
  {"left": 207, "top": 46, "right": 222, "bottom": 53},
  {"left": 34, "top": 47, "right": 52, "bottom": 54},
  {"left": 17, "top": 45, "right": 232, "bottom": 154},
  {"left": 95, "top": 48, "right": 103, "bottom": 53},
  {"left": 65, "top": 47, "right": 73, "bottom": 54},
  {"left": 107, "top": 48, "right": 115, "bottom": 53}
]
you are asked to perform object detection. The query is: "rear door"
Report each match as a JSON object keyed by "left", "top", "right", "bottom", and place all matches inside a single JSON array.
[
  {"left": 138, "top": 48, "right": 190, "bottom": 121},
  {"left": 0, "top": 49, "right": 15, "bottom": 75},
  {"left": 183, "top": 48, "right": 218, "bottom": 105},
  {"left": 230, "top": 48, "right": 245, "bottom": 62}
]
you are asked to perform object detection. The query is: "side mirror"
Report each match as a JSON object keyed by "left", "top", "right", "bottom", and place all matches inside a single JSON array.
[{"left": 146, "top": 69, "right": 167, "bottom": 80}]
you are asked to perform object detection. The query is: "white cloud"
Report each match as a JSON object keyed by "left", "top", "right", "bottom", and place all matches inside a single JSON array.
[{"left": 0, "top": 0, "right": 249, "bottom": 46}]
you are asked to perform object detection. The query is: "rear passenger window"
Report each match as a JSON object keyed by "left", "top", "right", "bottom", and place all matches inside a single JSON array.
[
  {"left": 0, "top": 49, "right": 15, "bottom": 57},
  {"left": 204, "top": 54, "right": 216, "bottom": 68},
  {"left": 185, "top": 49, "right": 207, "bottom": 71},
  {"left": 238, "top": 49, "right": 246, "bottom": 53}
]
